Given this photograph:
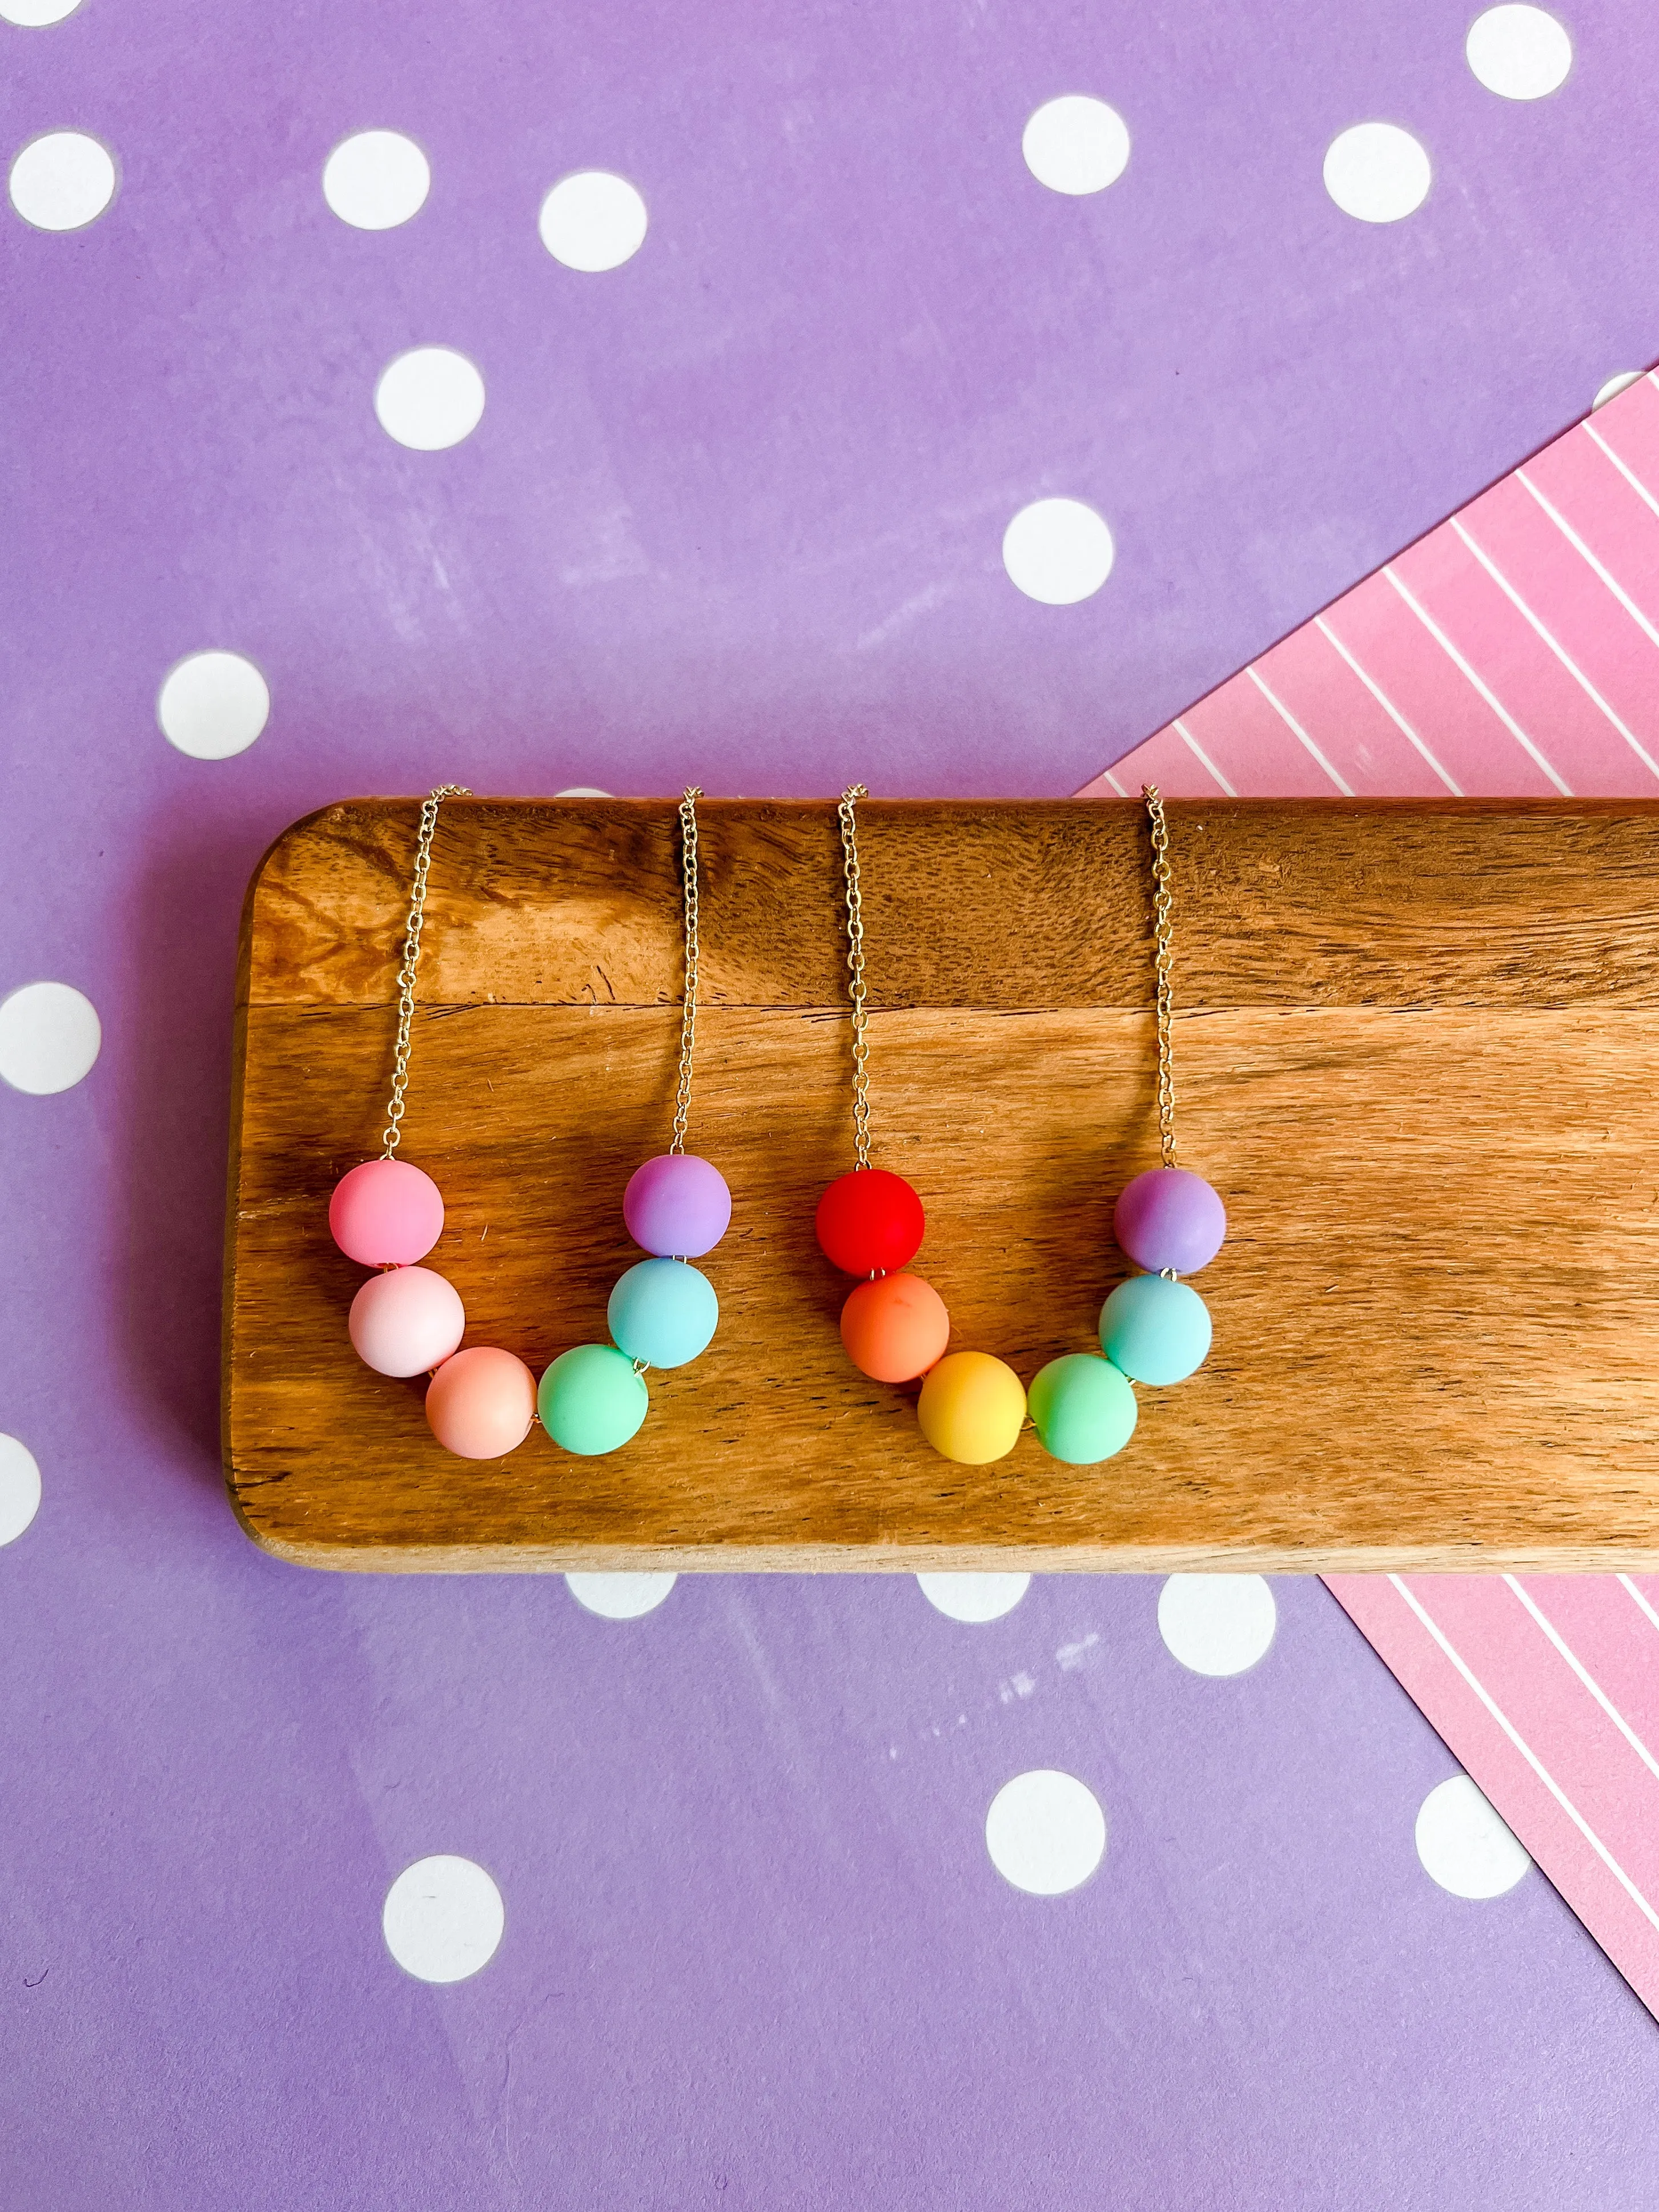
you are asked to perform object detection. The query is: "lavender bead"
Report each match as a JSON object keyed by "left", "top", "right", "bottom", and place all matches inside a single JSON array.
[
  {"left": 623, "top": 1152, "right": 732, "bottom": 1257},
  {"left": 1114, "top": 1167, "right": 1226, "bottom": 1274}
]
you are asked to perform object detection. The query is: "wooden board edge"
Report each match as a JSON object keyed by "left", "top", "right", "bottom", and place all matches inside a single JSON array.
[
  {"left": 234, "top": 1531, "right": 1659, "bottom": 1575},
  {"left": 221, "top": 826, "right": 284, "bottom": 1529},
  {"left": 235, "top": 798, "right": 361, "bottom": 1011}
]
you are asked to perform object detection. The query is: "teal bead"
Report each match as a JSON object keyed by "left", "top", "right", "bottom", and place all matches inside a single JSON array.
[
  {"left": 1099, "top": 1274, "right": 1212, "bottom": 1386},
  {"left": 539, "top": 1343, "right": 649, "bottom": 1455},
  {"left": 607, "top": 1257, "right": 718, "bottom": 1370},
  {"left": 1029, "top": 1353, "right": 1138, "bottom": 1465}
]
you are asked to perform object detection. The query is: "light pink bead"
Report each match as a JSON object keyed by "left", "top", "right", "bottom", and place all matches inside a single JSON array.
[
  {"left": 349, "top": 1266, "right": 465, "bottom": 1378},
  {"left": 425, "top": 1346, "right": 536, "bottom": 1460},
  {"left": 330, "top": 1158, "right": 445, "bottom": 1266}
]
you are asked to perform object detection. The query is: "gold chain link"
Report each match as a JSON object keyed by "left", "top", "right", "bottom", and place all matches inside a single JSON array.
[
  {"left": 380, "top": 785, "right": 471, "bottom": 1158},
  {"left": 669, "top": 786, "right": 702, "bottom": 1153},
  {"left": 837, "top": 784, "right": 873, "bottom": 1169},
  {"left": 1143, "top": 784, "right": 1178, "bottom": 1169}
]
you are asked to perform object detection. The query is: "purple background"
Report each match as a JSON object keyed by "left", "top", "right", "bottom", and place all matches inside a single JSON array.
[{"left": 5, "top": 0, "right": 1659, "bottom": 2200}]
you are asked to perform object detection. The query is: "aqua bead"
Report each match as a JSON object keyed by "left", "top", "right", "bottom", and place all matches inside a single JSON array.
[
  {"left": 608, "top": 1257, "right": 718, "bottom": 1369},
  {"left": 1029, "top": 1353, "right": 1138, "bottom": 1464},
  {"left": 539, "top": 1344, "right": 649, "bottom": 1455},
  {"left": 1099, "top": 1274, "right": 1212, "bottom": 1386}
]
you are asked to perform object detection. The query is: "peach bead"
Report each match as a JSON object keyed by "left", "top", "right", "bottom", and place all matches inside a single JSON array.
[
  {"left": 840, "top": 1271, "right": 950, "bottom": 1382},
  {"left": 349, "top": 1265, "right": 465, "bottom": 1378},
  {"left": 424, "top": 1346, "right": 536, "bottom": 1460},
  {"left": 330, "top": 1157, "right": 445, "bottom": 1266}
]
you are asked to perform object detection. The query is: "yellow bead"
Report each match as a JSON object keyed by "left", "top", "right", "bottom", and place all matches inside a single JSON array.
[{"left": 916, "top": 1350, "right": 1027, "bottom": 1465}]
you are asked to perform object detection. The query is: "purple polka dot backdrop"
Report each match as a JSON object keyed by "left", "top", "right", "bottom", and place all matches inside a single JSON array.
[{"left": 5, "top": 2, "right": 1659, "bottom": 2204}]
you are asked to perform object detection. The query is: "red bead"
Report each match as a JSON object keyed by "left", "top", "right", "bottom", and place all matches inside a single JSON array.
[{"left": 815, "top": 1168, "right": 925, "bottom": 1276}]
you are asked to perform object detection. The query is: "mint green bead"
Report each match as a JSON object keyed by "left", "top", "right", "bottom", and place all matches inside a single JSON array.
[
  {"left": 1029, "top": 1353, "right": 1138, "bottom": 1465},
  {"left": 1100, "top": 1274, "right": 1211, "bottom": 1386},
  {"left": 608, "top": 1257, "right": 718, "bottom": 1369},
  {"left": 539, "top": 1343, "right": 649, "bottom": 1455}
]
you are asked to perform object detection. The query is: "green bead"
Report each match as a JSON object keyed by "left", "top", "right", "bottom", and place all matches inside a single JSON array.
[
  {"left": 1099, "top": 1274, "right": 1211, "bottom": 1386},
  {"left": 539, "top": 1343, "right": 648, "bottom": 1456},
  {"left": 1029, "top": 1353, "right": 1138, "bottom": 1465}
]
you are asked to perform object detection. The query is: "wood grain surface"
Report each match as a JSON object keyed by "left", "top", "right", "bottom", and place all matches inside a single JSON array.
[{"left": 224, "top": 797, "right": 1659, "bottom": 1572}]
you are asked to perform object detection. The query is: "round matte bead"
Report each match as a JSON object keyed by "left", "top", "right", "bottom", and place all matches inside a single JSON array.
[
  {"left": 424, "top": 1345, "right": 536, "bottom": 1459},
  {"left": 1099, "top": 1274, "right": 1212, "bottom": 1386},
  {"left": 330, "top": 1157, "right": 445, "bottom": 1267},
  {"left": 1029, "top": 1353, "right": 1138, "bottom": 1465},
  {"left": 1114, "top": 1168, "right": 1226, "bottom": 1275},
  {"left": 539, "top": 1343, "right": 649, "bottom": 1456},
  {"left": 623, "top": 1153, "right": 732, "bottom": 1257},
  {"left": 816, "top": 1167, "right": 925, "bottom": 1276},
  {"left": 916, "top": 1350, "right": 1026, "bottom": 1465},
  {"left": 839, "top": 1271, "right": 950, "bottom": 1382},
  {"left": 349, "top": 1265, "right": 465, "bottom": 1378},
  {"left": 608, "top": 1257, "right": 718, "bottom": 1369}
]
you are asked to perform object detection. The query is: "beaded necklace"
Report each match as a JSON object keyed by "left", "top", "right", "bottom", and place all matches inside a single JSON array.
[
  {"left": 814, "top": 785, "right": 1227, "bottom": 1466},
  {"left": 327, "top": 787, "right": 731, "bottom": 1461}
]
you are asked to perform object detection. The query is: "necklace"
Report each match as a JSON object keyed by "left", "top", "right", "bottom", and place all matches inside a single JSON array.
[
  {"left": 326, "top": 786, "right": 731, "bottom": 1461},
  {"left": 815, "top": 783, "right": 1226, "bottom": 1467}
]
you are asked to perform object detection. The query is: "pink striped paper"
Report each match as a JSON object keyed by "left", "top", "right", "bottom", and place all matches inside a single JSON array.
[
  {"left": 1086, "top": 371, "right": 1659, "bottom": 805},
  {"left": 1086, "top": 368, "right": 1659, "bottom": 2017}
]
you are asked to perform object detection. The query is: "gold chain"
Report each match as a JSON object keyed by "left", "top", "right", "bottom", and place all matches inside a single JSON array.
[
  {"left": 1144, "top": 784, "right": 1177, "bottom": 1169},
  {"left": 837, "top": 784, "right": 872, "bottom": 1169},
  {"left": 669, "top": 786, "right": 702, "bottom": 1153},
  {"left": 381, "top": 785, "right": 471, "bottom": 1158}
]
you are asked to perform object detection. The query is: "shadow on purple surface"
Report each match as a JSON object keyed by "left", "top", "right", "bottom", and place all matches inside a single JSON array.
[{"left": 117, "top": 806, "right": 286, "bottom": 1490}]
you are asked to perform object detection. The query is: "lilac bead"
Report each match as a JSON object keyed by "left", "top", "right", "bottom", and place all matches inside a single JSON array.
[
  {"left": 1114, "top": 1168, "right": 1226, "bottom": 1275},
  {"left": 623, "top": 1152, "right": 732, "bottom": 1257}
]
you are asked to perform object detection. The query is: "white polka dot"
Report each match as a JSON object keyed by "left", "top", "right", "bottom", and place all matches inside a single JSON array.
[
  {"left": 1593, "top": 372, "right": 1642, "bottom": 412},
  {"left": 382, "top": 1855, "right": 504, "bottom": 1981},
  {"left": 1021, "top": 95, "right": 1131, "bottom": 196},
  {"left": 374, "top": 347, "right": 485, "bottom": 451},
  {"left": 0, "top": 982, "right": 101, "bottom": 1095},
  {"left": 1415, "top": 1775, "right": 1531, "bottom": 1898},
  {"left": 156, "top": 650, "right": 270, "bottom": 759},
  {"left": 1002, "top": 497, "right": 1114, "bottom": 605},
  {"left": 8, "top": 131, "right": 117, "bottom": 231},
  {"left": 1157, "top": 1574, "right": 1277, "bottom": 1676},
  {"left": 918, "top": 1572, "right": 1030, "bottom": 1623},
  {"left": 556, "top": 786, "right": 613, "bottom": 798},
  {"left": 538, "top": 171, "right": 648, "bottom": 272},
  {"left": 1467, "top": 6, "right": 1572, "bottom": 99},
  {"left": 985, "top": 1769, "right": 1105, "bottom": 1895},
  {"left": 1322, "top": 122, "right": 1431, "bottom": 224},
  {"left": 322, "top": 130, "right": 431, "bottom": 230},
  {"left": 565, "top": 1571, "right": 676, "bottom": 1618},
  {"left": 0, "top": 0, "right": 84, "bottom": 22},
  {"left": 0, "top": 1436, "right": 42, "bottom": 1547}
]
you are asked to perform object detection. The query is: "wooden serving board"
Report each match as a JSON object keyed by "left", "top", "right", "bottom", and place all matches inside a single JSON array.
[{"left": 225, "top": 797, "right": 1659, "bottom": 1573}]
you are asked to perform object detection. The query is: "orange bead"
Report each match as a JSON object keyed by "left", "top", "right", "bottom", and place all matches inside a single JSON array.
[{"left": 840, "top": 1272, "right": 950, "bottom": 1382}]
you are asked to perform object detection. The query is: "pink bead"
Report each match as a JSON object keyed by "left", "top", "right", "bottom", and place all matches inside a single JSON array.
[
  {"left": 349, "top": 1266, "right": 465, "bottom": 1378},
  {"left": 424, "top": 1346, "right": 537, "bottom": 1460},
  {"left": 623, "top": 1153, "right": 732, "bottom": 1257},
  {"left": 330, "top": 1158, "right": 445, "bottom": 1266}
]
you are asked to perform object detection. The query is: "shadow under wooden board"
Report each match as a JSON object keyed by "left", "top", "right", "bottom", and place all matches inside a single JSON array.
[{"left": 225, "top": 795, "right": 1659, "bottom": 1573}]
